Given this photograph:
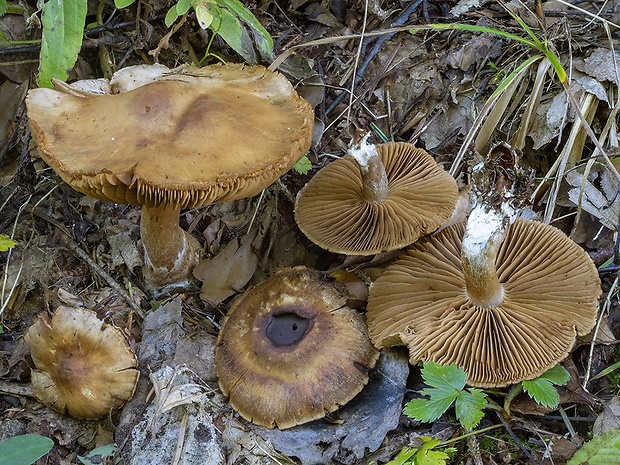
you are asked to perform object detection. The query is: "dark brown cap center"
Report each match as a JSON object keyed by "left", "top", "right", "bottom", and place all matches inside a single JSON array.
[{"left": 265, "top": 313, "right": 312, "bottom": 346}]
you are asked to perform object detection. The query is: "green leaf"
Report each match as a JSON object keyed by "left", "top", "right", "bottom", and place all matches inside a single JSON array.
[
  {"left": 0, "top": 434, "right": 54, "bottom": 465},
  {"left": 114, "top": 0, "right": 136, "bottom": 8},
  {"left": 422, "top": 362, "right": 467, "bottom": 392},
  {"left": 454, "top": 389, "right": 486, "bottom": 429},
  {"left": 39, "top": 0, "right": 87, "bottom": 88},
  {"left": 522, "top": 365, "right": 570, "bottom": 409},
  {"left": 216, "top": 8, "right": 255, "bottom": 62},
  {"left": 217, "top": 0, "right": 273, "bottom": 58},
  {"left": 164, "top": 6, "right": 180, "bottom": 27},
  {"left": 176, "top": 0, "right": 191, "bottom": 15},
  {"left": 567, "top": 428, "right": 620, "bottom": 465},
  {"left": 384, "top": 447, "right": 418, "bottom": 465},
  {"left": 78, "top": 444, "right": 118, "bottom": 465},
  {"left": 194, "top": 3, "right": 214, "bottom": 29},
  {"left": 0, "top": 0, "right": 7, "bottom": 17},
  {"left": 522, "top": 378, "right": 559, "bottom": 408},
  {"left": 404, "top": 396, "right": 457, "bottom": 424},
  {"left": 293, "top": 155, "right": 312, "bottom": 175},
  {"left": 0, "top": 234, "right": 16, "bottom": 251},
  {"left": 538, "top": 365, "right": 570, "bottom": 385}
]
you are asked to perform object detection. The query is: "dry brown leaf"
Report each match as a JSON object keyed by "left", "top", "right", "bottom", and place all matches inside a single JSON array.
[{"left": 194, "top": 229, "right": 259, "bottom": 305}]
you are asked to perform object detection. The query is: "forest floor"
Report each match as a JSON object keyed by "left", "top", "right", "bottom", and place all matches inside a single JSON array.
[{"left": 1, "top": 0, "right": 620, "bottom": 464}]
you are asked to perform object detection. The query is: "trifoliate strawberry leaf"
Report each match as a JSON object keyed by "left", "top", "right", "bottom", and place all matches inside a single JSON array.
[
  {"left": 455, "top": 388, "right": 486, "bottom": 429},
  {"left": 404, "top": 362, "right": 487, "bottom": 429},
  {"left": 522, "top": 365, "right": 570, "bottom": 409}
]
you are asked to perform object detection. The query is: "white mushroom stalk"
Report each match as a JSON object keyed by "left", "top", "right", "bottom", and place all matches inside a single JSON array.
[
  {"left": 347, "top": 131, "right": 389, "bottom": 203},
  {"left": 460, "top": 144, "right": 530, "bottom": 309}
]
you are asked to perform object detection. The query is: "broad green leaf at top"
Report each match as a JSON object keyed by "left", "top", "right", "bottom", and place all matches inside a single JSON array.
[
  {"left": 114, "top": 0, "right": 136, "bottom": 8},
  {"left": 0, "top": 0, "right": 7, "bottom": 16},
  {"left": 39, "top": 0, "right": 87, "bottom": 88}
]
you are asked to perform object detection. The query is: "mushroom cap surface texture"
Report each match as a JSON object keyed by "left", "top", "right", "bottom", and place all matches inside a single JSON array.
[
  {"left": 215, "top": 266, "right": 380, "bottom": 429},
  {"left": 366, "top": 219, "right": 601, "bottom": 388},
  {"left": 294, "top": 142, "right": 458, "bottom": 255},
  {"left": 26, "top": 63, "right": 314, "bottom": 209},
  {"left": 23, "top": 306, "right": 139, "bottom": 418}
]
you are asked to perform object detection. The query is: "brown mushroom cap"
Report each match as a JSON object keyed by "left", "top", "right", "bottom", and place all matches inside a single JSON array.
[
  {"left": 26, "top": 63, "right": 314, "bottom": 209},
  {"left": 366, "top": 219, "right": 601, "bottom": 388},
  {"left": 294, "top": 142, "right": 458, "bottom": 255},
  {"left": 215, "top": 266, "right": 380, "bottom": 429},
  {"left": 23, "top": 306, "right": 139, "bottom": 418}
]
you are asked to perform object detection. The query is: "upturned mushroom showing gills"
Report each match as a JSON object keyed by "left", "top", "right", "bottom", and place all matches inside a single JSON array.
[
  {"left": 215, "top": 266, "right": 380, "bottom": 429},
  {"left": 23, "top": 306, "right": 139, "bottom": 419},
  {"left": 26, "top": 64, "right": 314, "bottom": 291},
  {"left": 294, "top": 132, "right": 458, "bottom": 255},
  {"left": 366, "top": 143, "right": 601, "bottom": 388}
]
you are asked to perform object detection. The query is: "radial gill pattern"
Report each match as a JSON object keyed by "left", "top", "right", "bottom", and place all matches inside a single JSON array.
[
  {"left": 294, "top": 142, "right": 458, "bottom": 255},
  {"left": 366, "top": 219, "right": 601, "bottom": 387}
]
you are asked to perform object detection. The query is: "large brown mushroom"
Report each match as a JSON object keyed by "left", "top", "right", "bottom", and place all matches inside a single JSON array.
[
  {"left": 26, "top": 64, "right": 314, "bottom": 290},
  {"left": 215, "top": 266, "right": 380, "bottom": 429},
  {"left": 23, "top": 306, "right": 139, "bottom": 418},
  {"left": 294, "top": 132, "right": 458, "bottom": 255},
  {"left": 366, "top": 144, "right": 601, "bottom": 387}
]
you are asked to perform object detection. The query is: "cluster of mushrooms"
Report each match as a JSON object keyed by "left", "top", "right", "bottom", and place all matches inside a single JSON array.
[{"left": 23, "top": 63, "right": 601, "bottom": 430}]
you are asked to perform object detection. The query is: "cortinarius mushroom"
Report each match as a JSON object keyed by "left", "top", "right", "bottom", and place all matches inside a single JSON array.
[
  {"left": 366, "top": 144, "right": 601, "bottom": 387},
  {"left": 26, "top": 64, "right": 314, "bottom": 290},
  {"left": 23, "top": 306, "right": 139, "bottom": 418},
  {"left": 215, "top": 266, "right": 380, "bottom": 429},
  {"left": 294, "top": 132, "right": 458, "bottom": 255}
]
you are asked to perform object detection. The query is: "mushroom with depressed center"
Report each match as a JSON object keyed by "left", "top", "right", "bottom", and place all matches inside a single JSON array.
[
  {"left": 294, "top": 132, "right": 458, "bottom": 255},
  {"left": 366, "top": 144, "right": 601, "bottom": 387},
  {"left": 215, "top": 266, "right": 380, "bottom": 429},
  {"left": 26, "top": 63, "right": 314, "bottom": 291},
  {"left": 23, "top": 306, "right": 139, "bottom": 419}
]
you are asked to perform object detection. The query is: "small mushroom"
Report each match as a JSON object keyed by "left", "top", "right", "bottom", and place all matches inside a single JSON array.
[
  {"left": 215, "top": 266, "right": 380, "bottom": 429},
  {"left": 23, "top": 306, "right": 139, "bottom": 418},
  {"left": 294, "top": 132, "right": 458, "bottom": 255},
  {"left": 366, "top": 144, "right": 601, "bottom": 387},
  {"left": 26, "top": 64, "right": 314, "bottom": 291}
]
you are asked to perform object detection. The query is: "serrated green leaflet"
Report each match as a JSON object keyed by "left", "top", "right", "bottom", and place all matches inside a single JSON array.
[
  {"left": 422, "top": 362, "right": 467, "bottom": 391},
  {"left": 0, "top": 234, "right": 16, "bottom": 251},
  {"left": 404, "top": 396, "right": 457, "bottom": 423},
  {"left": 455, "top": 389, "right": 486, "bottom": 430},
  {"left": 293, "top": 155, "right": 312, "bottom": 175},
  {"left": 39, "top": 0, "right": 87, "bottom": 88},
  {"left": 0, "top": 434, "right": 54, "bottom": 465},
  {"left": 538, "top": 365, "right": 570, "bottom": 385},
  {"left": 522, "top": 365, "right": 569, "bottom": 408},
  {"left": 0, "top": 0, "right": 7, "bottom": 16},
  {"left": 567, "top": 428, "right": 620, "bottom": 465}
]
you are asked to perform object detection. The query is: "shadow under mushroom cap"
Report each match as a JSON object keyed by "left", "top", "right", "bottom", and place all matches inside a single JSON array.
[
  {"left": 215, "top": 266, "right": 380, "bottom": 429},
  {"left": 366, "top": 219, "right": 601, "bottom": 388},
  {"left": 294, "top": 142, "right": 458, "bottom": 255}
]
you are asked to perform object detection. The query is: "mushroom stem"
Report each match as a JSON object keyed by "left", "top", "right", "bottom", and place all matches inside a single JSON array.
[
  {"left": 461, "top": 203, "right": 516, "bottom": 308},
  {"left": 348, "top": 133, "right": 389, "bottom": 204},
  {"left": 140, "top": 203, "right": 201, "bottom": 289}
]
